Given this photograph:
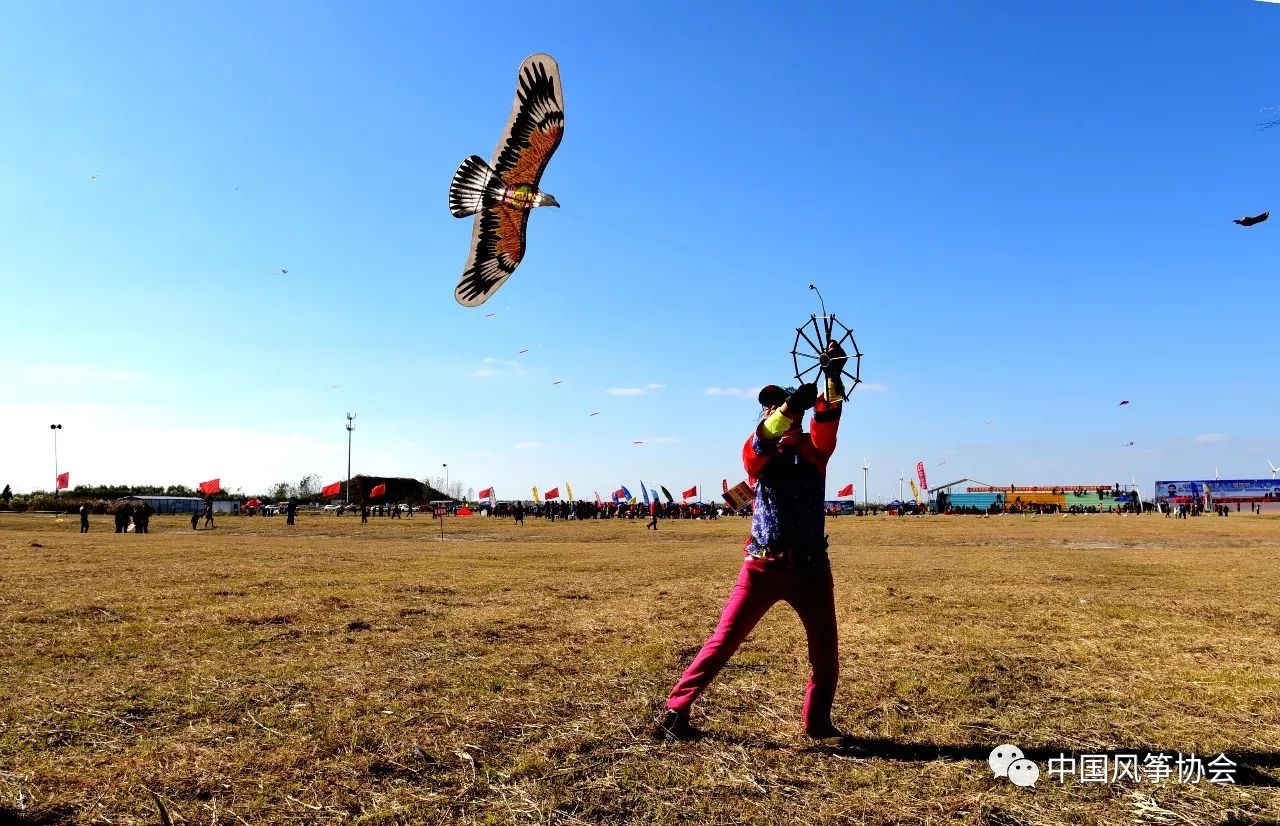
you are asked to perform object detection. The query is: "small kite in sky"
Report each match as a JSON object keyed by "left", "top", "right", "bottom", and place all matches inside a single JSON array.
[
  {"left": 518, "top": 348, "right": 528, "bottom": 355},
  {"left": 1234, "top": 211, "right": 1269, "bottom": 227},
  {"left": 1124, "top": 441, "right": 1135, "bottom": 446},
  {"left": 552, "top": 380, "right": 562, "bottom": 385},
  {"left": 450, "top": 54, "right": 564, "bottom": 308},
  {"left": 485, "top": 312, "right": 495, "bottom": 318},
  {"left": 1119, "top": 400, "right": 1130, "bottom": 406},
  {"left": 589, "top": 412, "right": 599, "bottom": 417},
  {"left": 633, "top": 440, "right": 644, "bottom": 445},
  {"left": 267, "top": 269, "right": 288, "bottom": 276},
  {"left": 89, "top": 175, "right": 100, "bottom": 182},
  {"left": 984, "top": 420, "right": 997, "bottom": 426}
]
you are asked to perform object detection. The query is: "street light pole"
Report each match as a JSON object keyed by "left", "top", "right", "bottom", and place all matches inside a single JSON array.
[
  {"left": 50, "top": 424, "right": 62, "bottom": 500},
  {"left": 862, "top": 457, "right": 869, "bottom": 509},
  {"left": 442, "top": 463, "right": 448, "bottom": 500},
  {"left": 345, "top": 413, "right": 356, "bottom": 505}
]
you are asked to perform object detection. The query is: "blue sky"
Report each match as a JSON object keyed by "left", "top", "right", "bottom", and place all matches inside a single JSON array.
[{"left": 2, "top": 1, "right": 1279, "bottom": 501}]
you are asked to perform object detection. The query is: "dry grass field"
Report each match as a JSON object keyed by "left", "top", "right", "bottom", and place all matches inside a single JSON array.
[{"left": 2, "top": 510, "right": 1280, "bottom": 825}]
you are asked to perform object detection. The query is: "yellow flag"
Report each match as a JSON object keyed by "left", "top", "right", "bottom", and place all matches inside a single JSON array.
[
  {"left": 532, "top": 485, "right": 540, "bottom": 503},
  {"left": 566, "top": 482, "right": 574, "bottom": 501},
  {"left": 910, "top": 479, "right": 922, "bottom": 506}
]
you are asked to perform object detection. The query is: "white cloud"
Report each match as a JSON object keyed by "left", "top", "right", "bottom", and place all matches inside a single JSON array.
[
  {"left": 1195, "top": 433, "right": 1229, "bottom": 443},
  {"left": 705, "top": 387, "right": 753, "bottom": 398},
  {"left": 860, "top": 382, "right": 888, "bottom": 392},
  {"left": 514, "top": 441, "right": 541, "bottom": 449},
  {"left": 608, "top": 383, "right": 665, "bottom": 397},
  {"left": 470, "top": 358, "right": 524, "bottom": 380}
]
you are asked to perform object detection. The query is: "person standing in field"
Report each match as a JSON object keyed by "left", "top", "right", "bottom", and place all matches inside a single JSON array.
[
  {"left": 361, "top": 503, "right": 369, "bottom": 523},
  {"left": 515, "top": 501, "right": 525, "bottom": 525},
  {"left": 657, "top": 342, "right": 848, "bottom": 744},
  {"left": 203, "top": 500, "right": 215, "bottom": 528},
  {"left": 646, "top": 497, "right": 659, "bottom": 530},
  {"left": 79, "top": 503, "right": 90, "bottom": 533},
  {"left": 191, "top": 508, "right": 200, "bottom": 530},
  {"left": 286, "top": 498, "right": 297, "bottom": 526}
]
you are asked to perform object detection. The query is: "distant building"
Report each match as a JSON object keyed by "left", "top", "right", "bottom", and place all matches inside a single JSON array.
[{"left": 117, "top": 495, "right": 237, "bottom": 514}]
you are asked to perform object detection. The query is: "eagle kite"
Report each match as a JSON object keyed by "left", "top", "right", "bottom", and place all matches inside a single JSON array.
[{"left": 449, "top": 54, "right": 564, "bottom": 307}]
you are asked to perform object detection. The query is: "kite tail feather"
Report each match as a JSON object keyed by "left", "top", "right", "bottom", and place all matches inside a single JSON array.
[{"left": 449, "top": 155, "right": 505, "bottom": 218}]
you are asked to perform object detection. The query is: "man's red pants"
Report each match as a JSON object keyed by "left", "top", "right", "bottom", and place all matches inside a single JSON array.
[{"left": 666, "top": 557, "right": 839, "bottom": 731}]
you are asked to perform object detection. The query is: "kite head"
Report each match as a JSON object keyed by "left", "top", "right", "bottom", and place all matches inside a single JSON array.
[{"left": 537, "top": 191, "right": 560, "bottom": 208}]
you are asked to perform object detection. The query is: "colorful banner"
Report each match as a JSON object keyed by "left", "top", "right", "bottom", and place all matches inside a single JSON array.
[
  {"left": 321, "top": 481, "right": 342, "bottom": 497},
  {"left": 660, "top": 485, "right": 674, "bottom": 503},
  {"left": 56, "top": 472, "right": 70, "bottom": 490},
  {"left": 682, "top": 485, "right": 697, "bottom": 500},
  {"left": 544, "top": 487, "right": 560, "bottom": 500},
  {"left": 566, "top": 482, "right": 574, "bottom": 501},
  {"left": 199, "top": 478, "right": 220, "bottom": 495},
  {"left": 910, "top": 479, "right": 922, "bottom": 506},
  {"left": 370, "top": 483, "right": 386, "bottom": 498},
  {"left": 916, "top": 461, "right": 928, "bottom": 492},
  {"left": 478, "top": 486, "right": 493, "bottom": 500},
  {"left": 532, "top": 485, "right": 540, "bottom": 503},
  {"left": 837, "top": 483, "right": 854, "bottom": 497}
]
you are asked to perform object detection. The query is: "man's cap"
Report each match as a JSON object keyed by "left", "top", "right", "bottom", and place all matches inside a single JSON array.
[{"left": 758, "top": 385, "right": 793, "bottom": 408}]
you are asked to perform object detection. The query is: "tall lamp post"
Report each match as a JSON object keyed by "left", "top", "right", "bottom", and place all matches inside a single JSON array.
[
  {"left": 442, "top": 463, "right": 448, "bottom": 500},
  {"left": 862, "top": 457, "right": 869, "bottom": 509},
  {"left": 345, "top": 412, "right": 356, "bottom": 505},
  {"left": 50, "top": 424, "right": 62, "bottom": 500}
]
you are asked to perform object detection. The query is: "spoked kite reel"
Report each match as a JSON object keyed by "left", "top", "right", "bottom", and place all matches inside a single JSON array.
[{"left": 790, "top": 285, "right": 863, "bottom": 401}]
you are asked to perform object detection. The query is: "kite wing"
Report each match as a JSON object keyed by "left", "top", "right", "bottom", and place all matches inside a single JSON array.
[
  {"left": 491, "top": 54, "right": 564, "bottom": 188},
  {"left": 454, "top": 54, "right": 564, "bottom": 308},
  {"left": 455, "top": 206, "right": 531, "bottom": 307}
]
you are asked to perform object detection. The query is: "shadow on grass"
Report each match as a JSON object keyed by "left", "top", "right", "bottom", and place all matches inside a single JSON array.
[
  {"left": 0, "top": 806, "right": 77, "bottom": 826},
  {"left": 792, "top": 736, "right": 1280, "bottom": 788}
]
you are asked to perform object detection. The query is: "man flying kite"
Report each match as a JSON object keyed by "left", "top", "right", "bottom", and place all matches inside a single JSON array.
[{"left": 449, "top": 54, "right": 564, "bottom": 307}]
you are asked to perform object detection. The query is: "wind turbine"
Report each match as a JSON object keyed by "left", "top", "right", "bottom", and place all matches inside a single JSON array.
[
  {"left": 862, "top": 457, "right": 869, "bottom": 508},
  {"left": 1269, "top": 459, "right": 1279, "bottom": 479}
]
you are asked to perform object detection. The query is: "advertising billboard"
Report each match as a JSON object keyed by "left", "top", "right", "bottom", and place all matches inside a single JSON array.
[{"left": 1155, "top": 479, "right": 1280, "bottom": 503}]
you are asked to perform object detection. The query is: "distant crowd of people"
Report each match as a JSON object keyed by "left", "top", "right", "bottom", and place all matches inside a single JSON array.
[{"left": 488, "top": 500, "right": 728, "bottom": 522}]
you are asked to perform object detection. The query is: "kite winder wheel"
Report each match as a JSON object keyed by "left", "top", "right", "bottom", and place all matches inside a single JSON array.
[{"left": 791, "top": 313, "right": 862, "bottom": 401}]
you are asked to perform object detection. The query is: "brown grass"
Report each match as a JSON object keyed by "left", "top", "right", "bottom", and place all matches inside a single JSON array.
[{"left": 2, "top": 511, "right": 1280, "bottom": 825}]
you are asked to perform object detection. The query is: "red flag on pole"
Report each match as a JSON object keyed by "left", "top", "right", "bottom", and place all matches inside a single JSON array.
[
  {"left": 916, "top": 461, "right": 928, "bottom": 492},
  {"left": 682, "top": 485, "right": 697, "bottom": 500},
  {"left": 56, "top": 472, "right": 70, "bottom": 490},
  {"left": 478, "top": 487, "right": 493, "bottom": 499},
  {"left": 837, "top": 483, "right": 854, "bottom": 497},
  {"left": 370, "top": 483, "right": 386, "bottom": 498},
  {"left": 199, "top": 478, "right": 220, "bottom": 495},
  {"left": 321, "top": 481, "right": 342, "bottom": 498},
  {"left": 544, "top": 487, "right": 559, "bottom": 500}
]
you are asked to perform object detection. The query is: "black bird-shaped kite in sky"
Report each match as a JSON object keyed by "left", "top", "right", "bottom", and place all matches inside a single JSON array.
[
  {"left": 449, "top": 54, "right": 564, "bottom": 307},
  {"left": 1234, "top": 211, "right": 1269, "bottom": 227}
]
